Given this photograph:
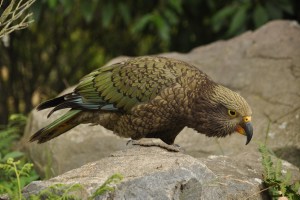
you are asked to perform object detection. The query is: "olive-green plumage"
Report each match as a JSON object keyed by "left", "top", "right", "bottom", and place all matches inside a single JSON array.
[{"left": 30, "top": 56, "right": 253, "bottom": 145}]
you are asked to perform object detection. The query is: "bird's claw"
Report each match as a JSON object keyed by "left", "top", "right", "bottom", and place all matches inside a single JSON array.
[
  {"left": 126, "top": 139, "right": 134, "bottom": 146},
  {"left": 126, "top": 139, "right": 183, "bottom": 152}
]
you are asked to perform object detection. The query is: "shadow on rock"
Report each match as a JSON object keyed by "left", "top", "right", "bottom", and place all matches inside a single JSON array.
[{"left": 274, "top": 146, "right": 300, "bottom": 169}]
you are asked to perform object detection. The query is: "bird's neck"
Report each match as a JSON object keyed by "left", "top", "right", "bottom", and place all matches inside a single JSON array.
[{"left": 185, "top": 81, "right": 218, "bottom": 132}]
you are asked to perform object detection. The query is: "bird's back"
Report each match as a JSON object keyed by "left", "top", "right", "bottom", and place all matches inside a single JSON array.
[{"left": 75, "top": 56, "right": 204, "bottom": 113}]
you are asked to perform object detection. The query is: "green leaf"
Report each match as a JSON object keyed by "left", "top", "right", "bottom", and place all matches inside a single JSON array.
[
  {"left": 47, "top": 0, "right": 58, "bottom": 9},
  {"left": 23, "top": 172, "right": 39, "bottom": 183},
  {"left": 102, "top": 3, "right": 114, "bottom": 28},
  {"left": 91, "top": 173, "right": 123, "bottom": 198},
  {"left": 226, "top": 4, "right": 248, "bottom": 36},
  {"left": 212, "top": 5, "right": 237, "bottom": 32},
  {"left": 9, "top": 113, "right": 27, "bottom": 124},
  {"left": 291, "top": 181, "right": 300, "bottom": 195},
  {"left": 253, "top": 4, "right": 269, "bottom": 28},
  {"left": 81, "top": 1, "right": 96, "bottom": 23},
  {"left": 152, "top": 14, "right": 170, "bottom": 42},
  {"left": 131, "top": 14, "right": 153, "bottom": 33},
  {"left": 2, "top": 151, "right": 24, "bottom": 161},
  {"left": 118, "top": 3, "right": 131, "bottom": 25},
  {"left": 167, "top": 0, "right": 182, "bottom": 13},
  {"left": 164, "top": 9, "right": 179, "bottom": 25}
]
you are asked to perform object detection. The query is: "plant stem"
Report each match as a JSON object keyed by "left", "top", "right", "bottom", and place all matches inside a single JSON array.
[
  {"left": 13, "top": 162, "right": 21, "bottom": 200},
  {"left": 264, "top": 121, "right": 271, "bottom": 145}
]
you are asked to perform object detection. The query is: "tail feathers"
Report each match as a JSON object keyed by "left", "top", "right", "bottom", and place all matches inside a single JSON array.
[
  {"left": 37, "top": 95, "right": 67, "bottom": 111},
  {"left": 37, "top": 92, "right": 106, "bottom": 118},
  {"left": 37, "top": 93, "right": 84, "bottom": 118},
  {"left": 46, "top": 101, "right": 79, "bottom": 118},
  {"left": 30, "top": 110, "right": 81, "bottom": 143}
]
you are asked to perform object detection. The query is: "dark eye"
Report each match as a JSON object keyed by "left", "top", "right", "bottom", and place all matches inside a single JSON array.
[{"left": 228, "top": 110, "right": 237, "bottom": 117}]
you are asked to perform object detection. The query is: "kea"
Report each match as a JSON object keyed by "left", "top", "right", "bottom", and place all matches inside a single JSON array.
[{"left": 30, "top": 56, "right": 253, "bottom": 151}]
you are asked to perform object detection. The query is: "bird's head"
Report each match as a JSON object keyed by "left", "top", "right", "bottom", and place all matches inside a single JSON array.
[{"left": 190, "top": 84, "right": 253, "bottom": 145}]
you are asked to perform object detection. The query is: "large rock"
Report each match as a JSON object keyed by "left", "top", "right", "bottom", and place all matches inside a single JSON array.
[
  {"left": 21, "top": 20, "right": 300, "bottom": 177},
  {"left": 23, "top": 146, "right": 299, "bottom": 199}
]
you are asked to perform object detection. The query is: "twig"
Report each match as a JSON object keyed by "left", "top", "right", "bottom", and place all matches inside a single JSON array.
[
  {"left": 243, "top": 186, "right": 272, "bottom": 200},
  {"left": 0, "top": 0, "right": 35, "bottom": 38},
  {"left": 0, "top": 0, "right": 3, "bottom": 10}
]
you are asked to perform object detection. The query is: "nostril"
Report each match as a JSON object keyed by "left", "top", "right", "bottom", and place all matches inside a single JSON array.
[{"left": 243, "top": 116, "right": 251, "bottom": 122}]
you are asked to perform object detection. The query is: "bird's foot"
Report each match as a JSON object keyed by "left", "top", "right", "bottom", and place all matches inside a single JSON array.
[{"left": 126, "top": 139, "right": 183, "bottom": 152}]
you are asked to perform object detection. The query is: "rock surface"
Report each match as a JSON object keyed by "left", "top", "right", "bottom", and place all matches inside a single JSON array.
[
  {"left": 23, "top": 146, "right": 300, "bottom": 200},
  {"left": 21, "top": 20, "right": 300, "bottom": 177}
]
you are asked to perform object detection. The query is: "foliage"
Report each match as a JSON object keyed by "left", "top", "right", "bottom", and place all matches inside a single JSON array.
[
  {"left": 0, "top": 0, "right": 35, "bottom": 38},
  {"left": 211, "top": 0, "right": 295, "bottom": 37},
  {"left": 0, "top": 114, "right": 27, "bottom": 158},
  {"left": 29, "top": 183, "right": 85, "bottom": 200},
  {"left": 0, "top": 114, "right": 39, "bottom": 199},
  {"left": 259, "top": 144, "right": 300, "bottom": 199},
  {"left": 90, "top": 173, "right": 123, "bottom": 199},
  {"left": 28, "top": 173, "right": 123, "bottom": 199},
  {"left": 0, "top": 158, "right": 37, "bottom": 199}
]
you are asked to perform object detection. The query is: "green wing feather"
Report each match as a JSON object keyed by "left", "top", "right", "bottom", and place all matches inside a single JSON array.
[
  {"left": 30, "top": 110, "right": 81, "bottom": 143},
  {"left": 75, "top": 56, "right": 194, "bottom": 112}
]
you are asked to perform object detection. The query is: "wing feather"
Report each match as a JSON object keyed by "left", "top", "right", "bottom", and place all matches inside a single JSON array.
[{"left": 75, "top": 56, "right": 197, "bottom": 112}]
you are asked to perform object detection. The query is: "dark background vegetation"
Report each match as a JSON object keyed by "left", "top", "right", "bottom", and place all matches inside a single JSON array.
[{"left": 0, "top": 0, "right": 299, "bottom": 125}]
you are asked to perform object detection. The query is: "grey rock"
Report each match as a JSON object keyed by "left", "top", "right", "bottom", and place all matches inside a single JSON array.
[
  {"left": 23, "top": 146, "right": 300, "bottom": 200},
  {"left": 21, "top": 20, "right": 300, "bottom": 177}
]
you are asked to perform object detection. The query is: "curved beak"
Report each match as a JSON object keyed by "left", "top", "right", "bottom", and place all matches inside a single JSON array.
[
  {"left": 235, "top": 116, "right": 253, "bottom": 145},
  {"left": 243, "top": 122, "right": 253, "bottom": 145}
]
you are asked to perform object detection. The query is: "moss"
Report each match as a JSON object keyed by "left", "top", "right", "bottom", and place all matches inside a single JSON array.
[{"left": 28, "top": 173, "right": 123, "bottom": 200}]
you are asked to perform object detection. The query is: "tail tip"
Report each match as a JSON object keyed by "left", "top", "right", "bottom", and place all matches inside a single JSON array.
[{"left": 29, "top": 128, "right": 45, "bottom": 143}]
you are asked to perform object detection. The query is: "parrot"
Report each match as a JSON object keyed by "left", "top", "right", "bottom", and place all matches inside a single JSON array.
[{"left": 30, "top": 56, "right": 253, "bottom": 151}]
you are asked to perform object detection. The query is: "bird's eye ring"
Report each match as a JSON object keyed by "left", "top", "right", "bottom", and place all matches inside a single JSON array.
[{"left": 228, "top": 110, "right": 237, "bottom": 117}]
